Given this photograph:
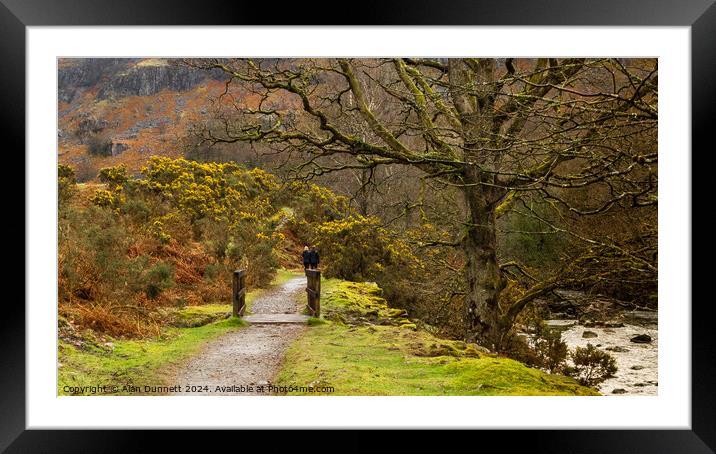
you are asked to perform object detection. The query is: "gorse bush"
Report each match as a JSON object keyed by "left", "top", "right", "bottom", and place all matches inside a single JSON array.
[
  {"left": 59, "top": 158, "right": 298, "bottom": 337},
  {"left": 58, "top": 164, "right": 76, "bottom": 204},
  {"left": 90, "top": 189, "right": 116, "bottom": 208},
  {"left": 285, "top": 183, "right": 349, "bottom": 240},
  {"left": 98, "top": 164, "right": 129, "bottom": 190},
  {"left": 311, "top": 215, "right": 389, "bottom": 281}
]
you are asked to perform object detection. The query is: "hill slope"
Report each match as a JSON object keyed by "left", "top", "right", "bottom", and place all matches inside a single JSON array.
[{"left": 58, "top": 58, "right": 228, "bottom": 179}]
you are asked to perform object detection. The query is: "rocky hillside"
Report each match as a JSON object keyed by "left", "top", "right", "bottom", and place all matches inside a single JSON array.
[{"left": 58, "top": 58, "right": 229, "bottom": 179}]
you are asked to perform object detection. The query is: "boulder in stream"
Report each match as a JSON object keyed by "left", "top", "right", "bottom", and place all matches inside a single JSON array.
[{"left": 630, "top": 334, "right": 652, "bottom": 344}]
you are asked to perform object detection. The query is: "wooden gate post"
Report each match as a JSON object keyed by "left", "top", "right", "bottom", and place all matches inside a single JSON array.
[
  {"left": 233, "top": 269, "right": 247, "bottom": 317},
  {"left": 305, "top": 269, "right": 321, "bottom": 317}
]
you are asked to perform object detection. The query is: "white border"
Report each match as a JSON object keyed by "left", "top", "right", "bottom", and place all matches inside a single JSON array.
[{"left": 27, "top": 26, "right": 690, "bottom": 429}]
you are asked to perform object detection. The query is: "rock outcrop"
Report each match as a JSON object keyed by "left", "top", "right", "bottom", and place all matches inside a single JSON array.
[
  {"left": 58, "top": 58, "right": 137, "bottom": 103},
  {"left": 96, "top": 59, "right": 225, "bottom": 100},
  {"left": 537, "top": 289, "right": 657, "bottom": 327},
  {"left": 58, "top": 58, "right": 226, "bottom": 103}
]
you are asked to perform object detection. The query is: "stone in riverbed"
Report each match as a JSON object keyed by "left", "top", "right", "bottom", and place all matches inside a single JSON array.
[
  {"left": 544, "top": 319, "right": 578, "bottom": 333},
  {"left": 621, "top": 310, "right": 658, "bottom": 326},
  {"left": 583, "top": 320, "right": 625, "bottom": 328},
  {"left": 550, "top": 312, "right": 570, "bottom": 320},
  {"left": 631, "top": 365, "right": 645, "bottom": 370},
  {"left": 630, "top": 334, "right": 652, "bottom": 343},
  {"left": 611, "top": 388, "right": 627, "bottom": 394},
  {"left": 606, "top": 346, "right": 630, "bottom": 353},
  {"left": 582, "top": 330, "right": 598, "bottom": 338}
]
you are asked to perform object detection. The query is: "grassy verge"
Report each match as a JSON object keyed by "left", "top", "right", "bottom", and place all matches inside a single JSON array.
[
  {"left": 58, "top": 269, "right": 299, "bottom": 396},
  {"left": 273, "top": 279, "right": 599, "bottom": 396},
  {"left": 58, "top": 318, "right": 246, "bottom": 395}
]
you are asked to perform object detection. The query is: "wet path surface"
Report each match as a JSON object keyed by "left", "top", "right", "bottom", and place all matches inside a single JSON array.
[{"left": 171, "top": 276, "right": 306, "bottom": 395}]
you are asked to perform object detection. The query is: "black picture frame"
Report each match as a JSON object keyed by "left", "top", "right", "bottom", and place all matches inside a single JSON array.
[{"left": 5, "top": 0, "right": 710, "bottom": 451}]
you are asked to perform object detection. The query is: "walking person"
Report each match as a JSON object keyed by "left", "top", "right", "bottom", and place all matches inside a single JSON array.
[
  {"left": 309, "top": 246, "right": 320, "bottom": 270},
  {"left": 302, "top": 245, "right": 311, "bottom": 271}
]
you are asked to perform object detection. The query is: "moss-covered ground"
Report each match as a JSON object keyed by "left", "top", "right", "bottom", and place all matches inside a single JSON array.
[{"left": 274, "top": 278, "right": 599, "bottom": 396}]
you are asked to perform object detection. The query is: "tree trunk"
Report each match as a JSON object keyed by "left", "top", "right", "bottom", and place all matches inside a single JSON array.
[{"left": 461, "top": 172, "right": 507, "bottom": 350}]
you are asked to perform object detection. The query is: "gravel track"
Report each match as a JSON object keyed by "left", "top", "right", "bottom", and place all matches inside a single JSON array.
[{"left": 171, "top": 275, "right": 306, "bottom": 395}]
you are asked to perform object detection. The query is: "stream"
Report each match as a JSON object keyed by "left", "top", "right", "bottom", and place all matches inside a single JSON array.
[{"left": 546, "top": 319, "right": 658, "bottom": 395}]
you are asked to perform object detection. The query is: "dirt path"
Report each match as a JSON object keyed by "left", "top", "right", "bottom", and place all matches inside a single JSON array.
[{"left": 171, "top": 275, "right": 306, "bottom": 395}]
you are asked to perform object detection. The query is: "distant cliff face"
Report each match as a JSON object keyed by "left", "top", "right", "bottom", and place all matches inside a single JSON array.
[
  {"left": 96, "top": 60, "right": 225, "bottom": 99},
  {"left": 58, "top": 58, "right": 226, "bottom": 103},
  {"left": 58, "top": 58, "right": 137, "bottom": 103}
]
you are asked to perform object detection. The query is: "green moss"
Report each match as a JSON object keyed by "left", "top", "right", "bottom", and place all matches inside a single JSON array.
[
  {"left": 168, "top": 304, "right": 232, "bottom": 327},
  {"left": 319, "top": 278, "right": 416, "bottom": 326},
  {"left": 275, "top": 323, "right": 598, "bottom": 396},
  {"left": 276, "top": 279, "right": 599, "bottom": 396},
  {"left": 307, "top": 317, "right": 328, "bottom": 326}
]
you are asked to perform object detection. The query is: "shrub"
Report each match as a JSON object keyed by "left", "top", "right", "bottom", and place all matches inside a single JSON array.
[
  {"left": 149, "top": 220, "right": 171, "bottom": 244},
  {"left": 564, "top": 344, "right": 618, "bottom": 387},
  {"left": 58, "top": 164, "right": 76, "bottom": 204},
  {"left": 121, "top": 197, "right": 152, "bottom": 225},
  {"left": 243, "top": 240, "right": 278, "bottom": 287},
  {"left": 57, "top": 157, "right": 305, "bottom": 337},
  {"left": 58, "top": 206, "right": 129, "bottom": 302},
  {"left": 203, "top": 263, "right": 225, "bottom": 281},
  {"left": 532, "top": 326, "right": 569, "bottom": 373},
  {"left": 98, "top": 164, "right": 129, "bottom": 190},
  {"left": 74, "top": 159, "right": 99, "bottom": 183},
  {"left": 502, "top": 334, "right": 542, "bottom": 368},
  {"left": 90, "top": 189, "right": 115, "bottom": 208},
  {"left": 87, "top": 133, "right": 113, "bottom": 157},
  {"left": 196, "top": 217, "right": 231, "bottom": 261},
  {"left": 500, "top": 319, "right": 569, "bottom": 374},
  {"left": 285, "top": 183, "right": 349, "bottom": 238},
  {"left": 226, "top": 229, "right": 279, "bottom": 288},
  {"left": 144, "top": 262, "right": 174, "bottom": 299},
  {"left": 311, "top": 215, "right": 389, "bottom": 281}
]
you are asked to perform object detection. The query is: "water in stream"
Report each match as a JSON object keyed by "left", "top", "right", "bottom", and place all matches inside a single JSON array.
[{"left": 546, "top": 320, "right": 658, "bottom": 396}]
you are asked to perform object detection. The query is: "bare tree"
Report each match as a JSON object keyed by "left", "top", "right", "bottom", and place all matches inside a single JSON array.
[{"left": 183, "top": 57, "right": 657, "bottom": 350}]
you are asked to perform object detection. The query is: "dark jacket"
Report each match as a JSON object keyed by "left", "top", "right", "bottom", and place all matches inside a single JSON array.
[
  {"left": 309, "top": 250, "right": 320, "bottom": 266},
  {"left": 302, "top": 250, "right": 311, "bottom": 265}
]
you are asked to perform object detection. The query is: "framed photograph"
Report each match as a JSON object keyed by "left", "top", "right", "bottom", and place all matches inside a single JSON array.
[{"left": 7, "top": 0, "right": 711, "bottom": 450}]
